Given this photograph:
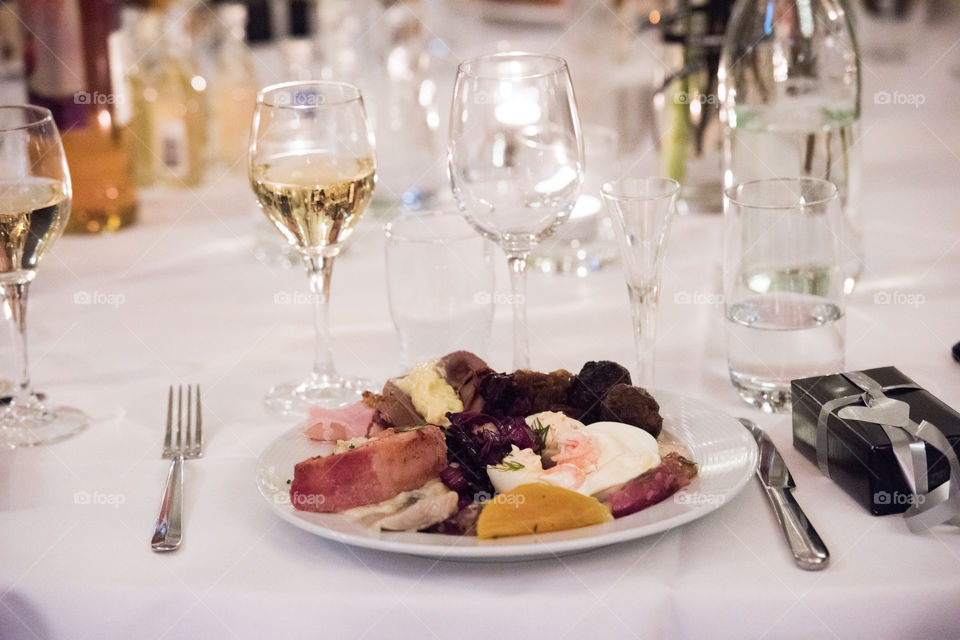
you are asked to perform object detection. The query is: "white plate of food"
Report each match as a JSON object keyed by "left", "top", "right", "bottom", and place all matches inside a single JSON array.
[{"left": 255, "top": 386, "right": 758, "bottom": 561}]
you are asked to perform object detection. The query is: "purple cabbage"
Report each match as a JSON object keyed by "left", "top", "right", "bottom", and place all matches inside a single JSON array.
[{"left": 439, "top": 411, "right": 545, "bottom": 505}]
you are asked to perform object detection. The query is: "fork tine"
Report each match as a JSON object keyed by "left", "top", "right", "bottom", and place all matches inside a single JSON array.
[
  {"left": 163, "top": 385, "right": 174, "bottom": 457},
  {"left": 194, "top": 386, "right": 203, "bottom": 458},
  {"left": 176, "top": 384, "right": 183, "bottom": 453},
  {"left": 186, "top": 385, "right": 193, "bottom": 453}
]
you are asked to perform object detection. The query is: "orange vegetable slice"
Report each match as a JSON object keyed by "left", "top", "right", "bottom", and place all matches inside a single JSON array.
[{"left": 476, "top": 483, "right": 613, "bottom": 539}]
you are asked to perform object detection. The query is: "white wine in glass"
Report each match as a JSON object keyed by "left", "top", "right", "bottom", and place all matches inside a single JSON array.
[
  {"left": 0, "top": 105, "right": 89, "bottom": 446},
  {"left": 448, "top": 52, "right": 584, "bottom": 370},
  {"left": 249, "top": 81, "right": 377, "bottom": 413}
]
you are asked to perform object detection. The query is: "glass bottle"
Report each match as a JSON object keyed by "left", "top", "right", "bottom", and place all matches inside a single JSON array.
[
  {"left": 128, "top": 6, "right": 162, "bottom": 187},
  {"left": 21, "top": 0, "right": 138, "bottom": 233},
  {"left": 142, "top": 3, "right": 208, "bottom": 187},
  {"left": 209, "top": 3, "right": 258, "bottom": 169},
  {"left": 373, "top": 0, "right": 444, "bottom": 209},
  {"left": 719, "top": 0, "right": 862, "bottom": 292},
  {"left": 657, "top": 0, "right": 735, "bottom": 214}
]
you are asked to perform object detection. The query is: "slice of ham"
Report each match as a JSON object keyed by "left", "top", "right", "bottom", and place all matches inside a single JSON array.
[
  {"left": 604, "top": 453, "right": 698, "bottom": 518},
  {"left": 290, "top": 425, "right": 448, "bottom": 513},
  {"left": 303, "top": 401, "right": 377, "bottom": 442},
  {"left": 439, "top": 350, "right": 492, "bottom": 413}
]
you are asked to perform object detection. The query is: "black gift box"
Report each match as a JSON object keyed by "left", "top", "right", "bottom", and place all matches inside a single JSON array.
[{"left": 792, "top": 367, "right": 960, "bottom": 516}]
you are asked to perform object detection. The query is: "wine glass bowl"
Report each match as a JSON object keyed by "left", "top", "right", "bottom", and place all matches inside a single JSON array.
[
  {"left": 249, "top": 81, "right": 377, "bottom": 413},
  {"left": 0, "top": 105, "right": 89, "bottom": 447},
  {"left": 448, "top": 52, "right": 583, "bottom": 369}
]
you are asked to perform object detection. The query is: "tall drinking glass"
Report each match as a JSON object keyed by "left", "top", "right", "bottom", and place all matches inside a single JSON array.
[
  {"left": 601, "top": 178, "right": 679, "bottom": 388},
  {"left": 448, "top": 52, "right": 584, "bottom": 370},
  {"left": 249, "top": 82, "right": 376, "bottom": 413},
  {"left": 0, "top": 105, "right": 89, "bottom": 446},
  {"left": 384, "top": 211, "right": 495, "bottom": 369},
  {"left": 723, "top": 178, "right": 846, "bottom": 413}
]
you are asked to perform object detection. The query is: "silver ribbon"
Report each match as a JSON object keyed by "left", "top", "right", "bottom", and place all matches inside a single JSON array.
[{"left": 815, "top": 370, "right": 960, "bottom": 532}]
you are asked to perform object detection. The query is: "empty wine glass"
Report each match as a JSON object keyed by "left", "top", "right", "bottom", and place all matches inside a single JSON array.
[
  {"left": 601, "top": 178, "right": 679, "bottom": 388},
  {"left": 448, "top": 52, "right": 584, "bottom": 370},
  {"left": 0, "top": 105, "right": 89, "bottom": 447},
  {"left": 249, "top": 81, "right": 376, "bottom": 413}
]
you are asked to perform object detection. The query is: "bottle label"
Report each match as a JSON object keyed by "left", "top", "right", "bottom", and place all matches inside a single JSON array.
[
  {"left": 21, "top": 0, "right": 87, "bottom": 129},
  {"left": 107, "top": 30, "right": 131, "bottom": 125},
  {"left": 156, "top": 119, "right": 189, "bottom": 179}
]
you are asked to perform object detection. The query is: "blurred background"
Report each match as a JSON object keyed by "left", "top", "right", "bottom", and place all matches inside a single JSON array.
[{"left": 1, "top": 0, "right": 958, "bottom": 233}]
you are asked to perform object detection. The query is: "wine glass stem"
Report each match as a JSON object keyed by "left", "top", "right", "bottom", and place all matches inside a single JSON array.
[
  {"left": 1, "top": 280, "right": 33, "bottom": 404},
  {"left": 305, "top": 256, "right": 337, "bottom": 383},
  {"left": 506, "top": 253, "right": 530, "bottom": 371},
  {"left": 627, "top": 284, "right": 658, "bottom": 388}
]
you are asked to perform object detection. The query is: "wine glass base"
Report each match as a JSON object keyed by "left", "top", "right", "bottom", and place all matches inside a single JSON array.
[
  {"left": 0, "top": 405, "right": 90, "bottom": 448},
  {"left": 264, "top": 376, "right": 376, "bottom": 416}
]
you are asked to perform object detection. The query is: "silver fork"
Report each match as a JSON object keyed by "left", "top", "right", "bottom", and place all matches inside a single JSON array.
[{"left": 151, "top": 385, "right": 203, "bottom": 552}]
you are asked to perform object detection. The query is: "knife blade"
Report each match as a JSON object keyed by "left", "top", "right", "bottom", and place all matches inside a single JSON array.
[{"left": 739, "top": 418, "right": 830, "bottom": 571}]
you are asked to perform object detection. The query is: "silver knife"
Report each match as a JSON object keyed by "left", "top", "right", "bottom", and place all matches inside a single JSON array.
[{"left": 739, "top": 418, "right": 830, "bottom": 571}]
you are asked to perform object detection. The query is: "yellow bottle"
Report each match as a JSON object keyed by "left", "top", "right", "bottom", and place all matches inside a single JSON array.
[
  {"left": 143, "top": 3, "right": 208, "bottom": 188},
  {"left": 209, "top": 3, "right": 258, "bottom": 170}
]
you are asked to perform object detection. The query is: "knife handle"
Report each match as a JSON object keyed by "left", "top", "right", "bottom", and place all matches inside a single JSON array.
[{"left": 764, "top": 487, "right": 830, "bottom": 571}]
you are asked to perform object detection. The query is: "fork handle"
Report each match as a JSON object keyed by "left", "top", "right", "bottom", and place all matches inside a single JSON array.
[{"left": 151, "top": 455, "right": 183, "bottom": 552}]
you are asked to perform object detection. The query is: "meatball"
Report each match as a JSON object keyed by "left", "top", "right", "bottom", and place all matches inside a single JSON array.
[
  {"left": 599, "top": 383, "right": 663, "bottom": 437},
  {"left": 568, "top": 360, "right": 632, "bottom": 422}
]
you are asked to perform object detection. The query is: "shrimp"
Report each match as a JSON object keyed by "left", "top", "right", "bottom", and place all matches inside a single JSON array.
[{"left": 551, "top": 430, "right": 599, "bottom": 472}]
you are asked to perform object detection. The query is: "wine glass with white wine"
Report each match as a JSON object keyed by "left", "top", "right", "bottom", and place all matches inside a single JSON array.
[
  {"left": 249, "top": 81, "right": 376, "bottom": 413},
  {"left": 0, "top": 105, "right": 89, "bottom": 446}
]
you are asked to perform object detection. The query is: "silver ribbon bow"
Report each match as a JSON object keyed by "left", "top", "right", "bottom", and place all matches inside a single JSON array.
[{"left": 816, "top": 370, "right": 960, "bottom": 532}]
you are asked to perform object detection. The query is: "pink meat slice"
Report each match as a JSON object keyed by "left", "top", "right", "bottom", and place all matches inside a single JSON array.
[
  {"left": 290, "top": 425, "right": 448, "bottom": 513},
  {"left": 303, "top": 401, "right": 377, "bottom": 442},
  {"left": 605, "top": 453, "right": 699, "bottom": 518}
]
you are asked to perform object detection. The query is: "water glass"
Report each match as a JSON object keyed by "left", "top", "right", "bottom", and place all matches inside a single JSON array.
[
  {"left": 384, "top": 212, "right": 495, "bottom": 369},
  {"left": 723, "top": 178, "right": 846, "bottom": 413}
]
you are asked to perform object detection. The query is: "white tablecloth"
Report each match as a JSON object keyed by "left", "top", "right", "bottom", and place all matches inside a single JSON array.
[{"left": 2, "top": 8, "right": 960, "bottom": 640}]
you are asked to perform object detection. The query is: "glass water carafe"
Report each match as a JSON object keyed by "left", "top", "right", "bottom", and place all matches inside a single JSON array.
[{"left": 719, "top": 0, "right": 863, "bottom": 292}]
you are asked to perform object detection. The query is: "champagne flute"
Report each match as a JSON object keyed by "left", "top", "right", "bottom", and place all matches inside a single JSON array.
[
  {"left": 249, "top": 81, "right": 376, "bottom": 413},
  {"left": 448, "top": 52, "right": 584, "bottom": 370},
  {"left": 0, "top": 105, "right": 89, "bottom": 446}
]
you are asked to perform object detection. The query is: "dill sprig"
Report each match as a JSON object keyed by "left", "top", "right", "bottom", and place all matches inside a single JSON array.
[
  {"left": 492, "top": 460, "right": 525, "bottom": 472},
  {"left": 532, "top": 417, "right": 551, "bottom": 456}
]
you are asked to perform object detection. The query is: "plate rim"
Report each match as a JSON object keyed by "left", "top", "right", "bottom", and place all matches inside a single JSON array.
[{"left": 255, "top": 389, "right": 759, "bottom": 560}]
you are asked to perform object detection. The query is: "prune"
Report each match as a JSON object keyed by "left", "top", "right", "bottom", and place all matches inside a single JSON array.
[
  {"left": 512, "top": 369, "right": 574, "bottom": 414},
  {"left": 599, "top": 383, "right": 663, "bottom": 437},
  {"left": 568, "top": 360, "right": 632, "bottom": 422}
]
